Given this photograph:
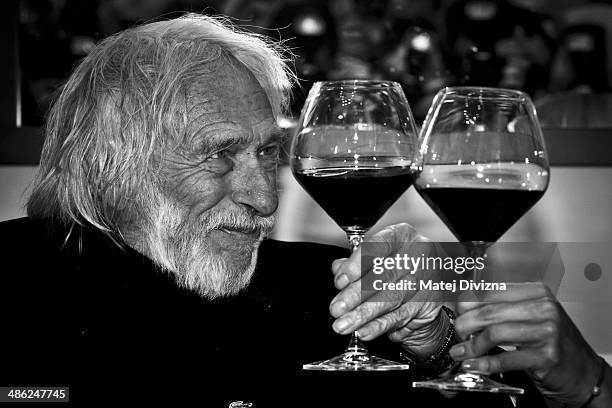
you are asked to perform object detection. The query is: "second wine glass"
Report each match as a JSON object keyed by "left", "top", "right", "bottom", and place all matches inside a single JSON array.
[{"left": 412, "top": 86, "right": 550, "bottom": 393}]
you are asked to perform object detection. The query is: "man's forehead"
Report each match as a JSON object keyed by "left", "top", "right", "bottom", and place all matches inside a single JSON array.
[{"left": 187, "top": 57, "right": 272, "bottom": 115}]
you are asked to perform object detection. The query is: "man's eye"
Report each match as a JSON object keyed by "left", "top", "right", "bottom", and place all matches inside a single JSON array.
[
  {"left": 259, "top": 144, "right": 280, "bottom": 158},
  {"left": 208, "top": 150, "right": 230, "bottom": 160}
]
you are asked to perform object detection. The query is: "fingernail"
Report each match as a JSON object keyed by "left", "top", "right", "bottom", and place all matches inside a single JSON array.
[
  {"left": 335, "top": 274, "right": 349, "bottom": 289},
  {"left": 449, "top": 344, "right": 465, "bottom": 359},
  {"left": 332, "top": 258, "right": 347, "bottom": 273},
  {"left": 334, "top": 318, "right": 351, "bottom": 333},
  {"left": 357, "top": 328, "right": 370, "bottom": 339},
  {"left": 462, "top": 360, "right": 476, "bottom": 371},
  {"left": 330, "top": 300, "right": 346, "bottom": 316}
]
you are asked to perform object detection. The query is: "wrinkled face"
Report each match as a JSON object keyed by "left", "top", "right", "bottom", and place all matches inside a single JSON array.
[{"left": 141, "top": 57, "right": 281, "bottom": 299}]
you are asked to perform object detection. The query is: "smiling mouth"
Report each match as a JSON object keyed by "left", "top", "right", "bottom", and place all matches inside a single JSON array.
[{"left": 218, "top": 227, "right": 260, "bottom": 239}]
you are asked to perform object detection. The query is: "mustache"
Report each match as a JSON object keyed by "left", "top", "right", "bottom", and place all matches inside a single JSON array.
[{"left": 199, "top": 208, "right": 276, "bottom": 235}]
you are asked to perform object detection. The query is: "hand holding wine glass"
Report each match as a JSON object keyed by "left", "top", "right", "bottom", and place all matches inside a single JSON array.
[
  {"left": 451, "top": 283, "right": 612, "bottom": 407},
  {"left": 329, "top": 223, "right": 449, "bottom": 358}
]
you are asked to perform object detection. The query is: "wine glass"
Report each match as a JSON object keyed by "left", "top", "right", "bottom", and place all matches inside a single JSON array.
[
  {"left": 411, "top": 86, "right": 550, "bottom": 393},
  {"left": 290, "top": 80, "right": 419, "bottom": 371}
]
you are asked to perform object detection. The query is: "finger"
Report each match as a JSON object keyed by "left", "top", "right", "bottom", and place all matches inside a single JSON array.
[
  {"left": 349, "top": 225, "right": 436, "bottom": 293},
  {"left": 330, "top": 253, "right": 419, "bottom": 317},
  {"left": 357, "top": 301, "right": 438, "bottom": 341},
  {"left": 387, "top": 308, "right": 443, "bottom": 343},
  {"left": 331, "top": 258, "right": 348, "bottom": 276},
  {"left": 368, "top": 223, "right": 415, "bottom": 250},
  {"left": 455, "top": 298, "right": 558, "bottom": 338},
  {"left": 455, "top": 299, "right": 557, "bottom": 339},
  {"left": 330, "top": 279, "right": 362, "bottom": 318},
  {"left": 369, "top": 222, "right": 421, "bottom": 244},
  {"left": 461, "top": 349, "right": 547, "bottom": 375},
  {"left": 331, "top": 248, "right": 362, "bottom": 290},
  {"left": 331, "top": 258, "right": 352, "bottom": 289},
  {"left": 450, "top": 322, "right": 554, "bottom": 361},
  {"left": 332, "top": 301, "right": 397, "bottom": 335},
  {"left": 330, "top": 277, "right": 383, "bottom": 319},
  {"left": 332, "top": 292, "right": 403, "bottom": 335},
  {"left": 372, "top": 229, "right": 435, "bottom": 265},
  {"left": 354, "top": 305, "right": 405, "bottom": 340},
  {"left": 456, "top": 282, "right": 551, "bottom": 314}
]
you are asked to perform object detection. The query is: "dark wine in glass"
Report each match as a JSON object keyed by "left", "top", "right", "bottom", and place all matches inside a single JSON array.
[
  {"left": 291, "top": 81, "right": 419, "bottom": 371},
  {"left": 412, "top": 87, "right": 550, "bottom": 393},
  {"left": 416, "top": 163, "right": 547, "bottom": 243},
  {"left": 294, "top": 161, "right": 414, "bottom": 234}
]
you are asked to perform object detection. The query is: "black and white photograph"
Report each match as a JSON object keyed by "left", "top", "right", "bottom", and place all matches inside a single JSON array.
[{"left": 0, "top": 0, "right": 611, "bottom": 406}]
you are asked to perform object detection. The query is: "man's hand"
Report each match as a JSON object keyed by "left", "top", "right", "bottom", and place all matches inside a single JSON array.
[
  {"left": 450, "top": 282, "right": 611, "bottom": 407},
  {"left": 329, "top": 223, "right": 448, "bottom": 357}
]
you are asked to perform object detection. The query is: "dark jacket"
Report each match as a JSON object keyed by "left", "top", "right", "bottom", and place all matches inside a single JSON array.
[{"left": 0, "top": 217, "right": 546, "bottom": 407}]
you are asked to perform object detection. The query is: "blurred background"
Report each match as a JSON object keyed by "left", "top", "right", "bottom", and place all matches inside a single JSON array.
[
  {"left": 0, "top": 0, "right": 611, "bottom": 370},
  {"left": 11, "top": 0, "right": 612, "bottom": 126}
]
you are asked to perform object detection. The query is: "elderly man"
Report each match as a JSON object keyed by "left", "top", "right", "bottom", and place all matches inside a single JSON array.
[{"left": 1, "top": 14, "right": 607, "bottom": 407}]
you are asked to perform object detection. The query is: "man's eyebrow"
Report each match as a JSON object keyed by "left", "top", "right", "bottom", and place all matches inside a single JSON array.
[
  {"left": 194, "top": 123, "right": 284, "bottom": 153},
  {"left": 198, "top": 134, "right": 249, "bottom": 154}
]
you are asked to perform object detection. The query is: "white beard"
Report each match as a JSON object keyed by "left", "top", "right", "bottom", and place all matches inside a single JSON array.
[{"left": 141, "top": 195, "right": 275, "bottom": 299}]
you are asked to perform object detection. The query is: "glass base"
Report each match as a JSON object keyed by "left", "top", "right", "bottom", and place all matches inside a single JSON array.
[
  {"left": 413, "top": 372, "right": 524, "bottom": 394},
  {"left": 303, "top": 333, "right": 411, "bottom": 371}
]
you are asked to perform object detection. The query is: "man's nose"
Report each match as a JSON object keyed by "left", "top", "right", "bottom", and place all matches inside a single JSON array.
[{"left": 230, "top": 165, "right": 278, "bottom": 217}]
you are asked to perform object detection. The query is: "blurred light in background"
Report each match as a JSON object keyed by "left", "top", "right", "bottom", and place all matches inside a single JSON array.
[{"left": 410, "top": 32, "right": 432, "bottom": 52}]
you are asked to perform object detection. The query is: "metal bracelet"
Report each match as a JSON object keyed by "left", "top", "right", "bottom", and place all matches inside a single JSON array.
[{"left": 400, "top": 306, "right": 458, "bottom": 378}]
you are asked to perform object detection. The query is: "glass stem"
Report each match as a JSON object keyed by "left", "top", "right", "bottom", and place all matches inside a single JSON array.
[
  {"left": 346, "top": 232, "right": 367, "bottom": 358},
  {"left": 459, "top": 242, "right": 489, "bottom": 377},
  {"left": 347, "top": 232, "right": 364, "bottom": 253},
  {"left": 465, "top": 242, "right": 488, "bottom": 282}
]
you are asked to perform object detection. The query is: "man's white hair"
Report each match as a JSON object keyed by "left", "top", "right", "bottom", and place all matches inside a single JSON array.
[{"left": 27, "top": 13, "right": 294, "bottom": 238}]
